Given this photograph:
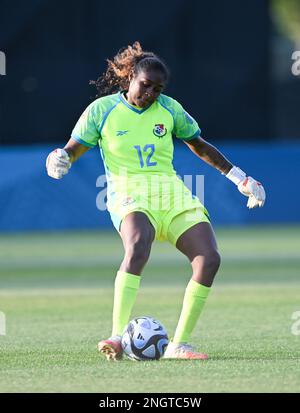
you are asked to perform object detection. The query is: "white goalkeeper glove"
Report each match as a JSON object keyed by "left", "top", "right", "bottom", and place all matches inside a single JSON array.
[
  {"left": 46, "top": 148, "right": 71, "bottom": 179},
  {"left": 226, "top": 166, "right": 266, "bottom": 209}
]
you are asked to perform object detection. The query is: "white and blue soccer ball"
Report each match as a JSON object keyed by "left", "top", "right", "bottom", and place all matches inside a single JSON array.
[{"left": 121, "top": 316, "right": 169, "bottom": 361}]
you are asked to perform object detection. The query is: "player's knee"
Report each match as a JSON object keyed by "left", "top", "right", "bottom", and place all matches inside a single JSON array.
[
  {"left": 193, "top": 250, "right": 221, "bottom": 276},
  {"left": 204, "top": 250, "right": 221, "bottom": 275}
]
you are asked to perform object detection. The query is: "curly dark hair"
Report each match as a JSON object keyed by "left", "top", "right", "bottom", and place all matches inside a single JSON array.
[{"left": 90, "top": 41, "right": 169, "bottom": 98}]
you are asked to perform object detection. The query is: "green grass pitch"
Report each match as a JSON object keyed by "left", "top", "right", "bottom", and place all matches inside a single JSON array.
[{"left": 0, "top": 226, "right": 299, "bottom": 393}]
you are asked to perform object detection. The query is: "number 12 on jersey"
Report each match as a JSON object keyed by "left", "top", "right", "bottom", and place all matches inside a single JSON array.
[{"left": 134, "top": 144, "right": 157, "bottom": 168}]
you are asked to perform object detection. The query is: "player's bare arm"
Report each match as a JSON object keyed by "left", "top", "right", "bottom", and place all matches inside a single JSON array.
[
  {"left": 184, "top": 136, "right": 232, "bottom": 174},
  {"left": 64, "top": 138, "right": 90, "bottom": 163},
  {"left": 185, "top": 135, "right": 266, "bottom": 209}
]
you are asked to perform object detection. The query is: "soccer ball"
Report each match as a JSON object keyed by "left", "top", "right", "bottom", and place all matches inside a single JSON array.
[{"left": 121, "top": 316, "right": 169, "bottom": 361}]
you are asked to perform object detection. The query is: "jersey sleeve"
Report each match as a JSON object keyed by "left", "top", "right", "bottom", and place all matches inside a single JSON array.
[
  {"left": 71, "top": 101, "right": 100, "bottom": 148},
  {"left": 172, "top": 99, "right": 201, "bottom": 141}
]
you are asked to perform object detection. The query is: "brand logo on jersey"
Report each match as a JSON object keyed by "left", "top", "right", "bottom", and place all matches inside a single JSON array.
[
  {"left": 117, "top": 130, "right": 129, "bottom": 136},
  {"left": 153, "top": 124, "right": 167, "bottom": 138}
]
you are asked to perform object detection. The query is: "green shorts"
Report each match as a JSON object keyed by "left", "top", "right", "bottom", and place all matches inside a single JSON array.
[{"left": 108, "top": 176, "right": 210, "bottom": 245}]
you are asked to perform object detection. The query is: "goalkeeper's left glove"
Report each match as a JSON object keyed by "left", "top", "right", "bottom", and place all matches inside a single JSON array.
[{"left": 225, "top": 166, "right": 266, "bottom": 209}]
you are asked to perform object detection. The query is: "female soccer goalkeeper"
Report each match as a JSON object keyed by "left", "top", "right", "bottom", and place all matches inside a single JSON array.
[{"left": 46, "top": 42, "right": 265, "bottom": 360}]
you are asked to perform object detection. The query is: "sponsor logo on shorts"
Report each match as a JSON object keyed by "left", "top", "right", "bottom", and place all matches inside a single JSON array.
[{"left": 122, "top": 196, "right": 136, "bottom": 206}]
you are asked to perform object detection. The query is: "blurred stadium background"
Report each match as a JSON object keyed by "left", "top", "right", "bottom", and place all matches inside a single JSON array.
[{"left": 0, "top": 0, "right": 300, "bottom": 393}]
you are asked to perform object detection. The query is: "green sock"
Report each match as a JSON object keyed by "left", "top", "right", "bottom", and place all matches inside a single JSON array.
[
  {"left": 173, "top": 279, "right": 211, "bottom": 343},
  {"left": 111, "top": 271, "right": 141, "bottom": 337}
]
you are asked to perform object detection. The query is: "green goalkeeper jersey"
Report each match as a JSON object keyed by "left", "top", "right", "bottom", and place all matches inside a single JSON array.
[{"left": 71, "top": 92, "right": 200, "bottom": 200}]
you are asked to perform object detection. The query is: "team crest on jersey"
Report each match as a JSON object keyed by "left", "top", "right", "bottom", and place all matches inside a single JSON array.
[{"left": 153, "top": 124, "right": 167, "bottom": 138}]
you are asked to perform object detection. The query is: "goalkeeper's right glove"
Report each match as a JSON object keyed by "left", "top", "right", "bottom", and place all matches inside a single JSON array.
[{"left": 46, "top": 148, "right": 71, "bottom": 179}]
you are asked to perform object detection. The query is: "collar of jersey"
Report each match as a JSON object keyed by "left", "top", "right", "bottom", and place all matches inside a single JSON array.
[{"left": 119, "top": 92, "right": 153, "bottom": 114}]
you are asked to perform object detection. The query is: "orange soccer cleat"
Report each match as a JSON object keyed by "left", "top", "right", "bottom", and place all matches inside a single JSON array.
[
  {"left": 97, "top": 335, "right": 123, "bottom": 361},
  {"left": 163, "top": 341, "right": 208, "bottom": 360}
]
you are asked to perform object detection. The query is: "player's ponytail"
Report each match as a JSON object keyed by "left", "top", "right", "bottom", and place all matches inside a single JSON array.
[{"left": 90, "top": 41, "right": 169, "bottom": 98}]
